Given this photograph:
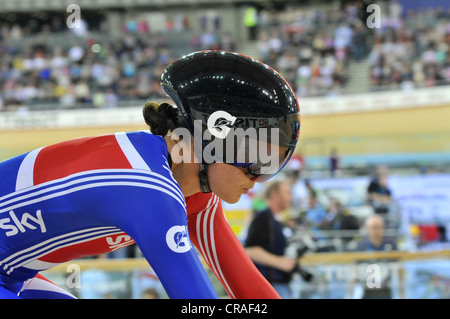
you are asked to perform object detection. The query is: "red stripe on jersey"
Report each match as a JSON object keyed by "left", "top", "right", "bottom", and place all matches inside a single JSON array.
[
  {"left": 39, "top": 233, "right": 135, "bottom": 263},
  {"left": 33, "top": 134, "right": 131, "bottom": 185}
]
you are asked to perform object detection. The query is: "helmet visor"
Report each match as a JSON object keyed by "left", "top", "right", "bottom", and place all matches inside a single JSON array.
[
  {"left": 231, "top": 143, "right": 295, "bottom": 183},
  {"left": 211, "top": 117, "right": 299, "bottom": 182}
]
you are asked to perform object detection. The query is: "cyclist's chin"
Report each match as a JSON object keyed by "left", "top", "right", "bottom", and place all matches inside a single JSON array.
[
  {"left": 220, "top": 193, "right": 242, "bottom": 204},
  {"left": 211, "top": 186, "right": 243, "bottom": 204}
]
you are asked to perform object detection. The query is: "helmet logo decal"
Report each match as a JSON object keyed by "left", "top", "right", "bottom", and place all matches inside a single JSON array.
[{"left": 207, "top": 111, "right": 237, "bottom": 139}]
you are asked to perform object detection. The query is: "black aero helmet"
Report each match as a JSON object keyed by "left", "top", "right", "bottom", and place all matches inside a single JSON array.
[{"left": 161, "top": 50, "right": 300, "bottom": 190}]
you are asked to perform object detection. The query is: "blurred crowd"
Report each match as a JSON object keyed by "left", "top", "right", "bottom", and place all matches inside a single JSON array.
[
  {"left": 241, "top": 170, "right": 399, "bottom": 298},
  {"left": 255, "top": 1, "right": 450, "bottom": 97},
  {"left": 275, "top": 165, "right": 399, "bottom": 254},
  {"left": 368, "top": 1, "right": 450, "bottom": 91},
  {"left": 0, "top": 1, "right": 449, "bottom": 112},
  {"left": 0, "top": 12, "right": 234, "bottom": 112},
  {"left": 254, "top": 2, "right": 364, "bottom": 98},
  {"left": 0, "top": 28, "right": 169, "bottom": 112}
]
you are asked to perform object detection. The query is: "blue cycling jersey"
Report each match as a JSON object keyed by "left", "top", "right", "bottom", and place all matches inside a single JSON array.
[{"left": 0, "top": 131, "right": 217, "bottom": 298}]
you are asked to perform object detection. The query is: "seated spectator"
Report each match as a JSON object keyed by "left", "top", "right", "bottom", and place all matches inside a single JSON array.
[
  {"left": 349, "top": 213, "right": 397, "bottom": 299},
  {"left": 356, "top": 214, "right": 397, "bottom": 252}
]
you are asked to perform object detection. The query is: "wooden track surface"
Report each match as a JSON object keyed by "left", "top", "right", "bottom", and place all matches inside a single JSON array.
[
  {"left": 2, "top": 105, "right": 449, "bottom": 160},
  {"left": 299, "top": 104, "right": 450, "bottom": 156}
]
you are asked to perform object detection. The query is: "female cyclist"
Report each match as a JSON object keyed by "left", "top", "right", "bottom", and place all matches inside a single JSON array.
[{"left": 0, "top": 50, "right": 300, "bottom": 299}]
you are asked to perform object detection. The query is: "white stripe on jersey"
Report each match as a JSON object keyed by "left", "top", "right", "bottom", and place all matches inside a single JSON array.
[
  {"left": 0, "top": 226, "right": 117, "bottom": 266},
  {"left": 1, "top": 227, "right": 123, "bottom": 274},
  {"left": 0, "top": 170, "right": 186, "bottom": 214},
  {"left": 15, "top": 147, "right": 43, "bottom": 191},
  {"left": 21, "top": 259, "right": 61, "bottom": 272},
  {"left": 5, "top": 229, "right": 124, "bottom": 275},
  {"left": 2, "top": 168, "right": 183, "bottom": 207},
  {"left": 115, "top": 132, "right": 151, "bottom": 171}
]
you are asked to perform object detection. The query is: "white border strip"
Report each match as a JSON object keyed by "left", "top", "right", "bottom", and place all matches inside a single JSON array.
[
  {"left": 15, "top": 147, "right": 43, "bottom": 191},
  {"left": 115, "top": 132, "right": 151, "bottom": 171}
]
